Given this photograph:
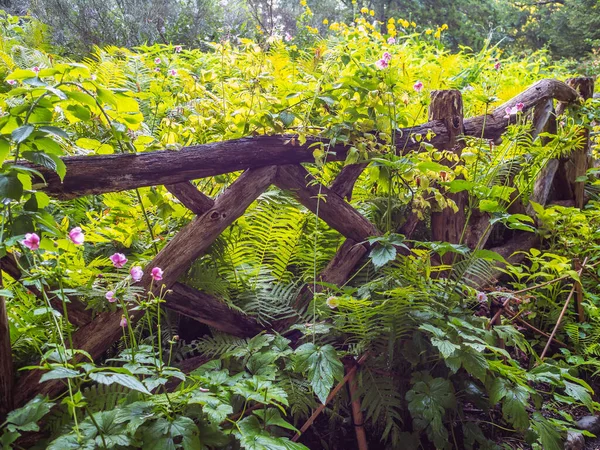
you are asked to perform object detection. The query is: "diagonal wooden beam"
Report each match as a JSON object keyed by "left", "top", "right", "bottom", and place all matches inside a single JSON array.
[
  {"left": 165, "top": 182, "right": 214, "bottom": 215},
  {"left": 275, "top": 165, "right": 379, "bottom": 242},
  {"left": 0, "top": 254, "right": 92, "bottom": 327},
  {"left": 330, "top": 163, "right": 369, "bottom": 202},
  {"left": 166, "top": 282, "right": 261, "bottom": 337},
  {"left": 15, "top": 166, "right": 276, "bottom": 406}
]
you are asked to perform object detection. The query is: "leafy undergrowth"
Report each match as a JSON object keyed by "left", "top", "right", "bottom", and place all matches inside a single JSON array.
[{"left": 2, "top": 6, "right": 600, "bottom": 450}]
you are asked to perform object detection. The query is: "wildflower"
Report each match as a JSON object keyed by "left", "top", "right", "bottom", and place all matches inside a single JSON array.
[
  {"left": 413, "top": 80, "right": 424, "bottom": 92},
  {"left": 387, "top": 37, "right": 396, "bottom": 45},
  {"left": 425, "top": 28, "right": 433, "bottom": 35},
  {"left": 369, "top": 9, "right": 375, "bottom": 16},
  {"left": 6, "top": 79, "right": 16, "bottom": 85},
  {"left": 151, "top": 267, "right": 163, "bottom": 281},
  {"left": 326, "top": 296, "right": 339, "bottom": 309},
  {"left": 154, "top": 57, "right": 161, "bottom": 64},
  {"left": 476, "top": 291, "right": 488, "bottom": 303},
  {"left": 463, "top": 84, "right": 475, "bottom": 92},
  {"left": 168, "top": 69, "right": 178, "bottom": 76},
  {"left": 120, "top": 315, "right": 128, "bottom": 327},
  {"left": 130, "top": 266, "right": 143, "bottom": 282},
  {"left": 375, "top": 59, "right": 388, "bottom": 70},
  {"left": 32, "top": 66, "right": 40, "bottom": 74},
  {"left": 105, "top": 290, "right": 117, "bottom": 303},
  {"left": 494, "top": 61, "right": 501, "bottom": 71},
  {"left": 360, "top": 7, "right": 368, "bottom": 13},
  {"left": 323, "top": 19, "right": 329, "bottom": 25},
  {"left": 154, "top": 67, "right": 160, "bottom": 73},
  {"left": 174, "top": 45, "right": 182, "bottom": 53},
  {"left": 110, "top": 253, "right": 128, "bottom": 269},
  {"left": 68, "top": 227, "right": 84, "bottom": 245},
  {"left": 284, "top": 32, "right": 292, "bottom": 42},
  {"left": 504, "top": 102, "right": 525, "bottom": 118},
  {"left": 382, "top": 52, "right": 392, "bottom": 62},
  {"left": 22, "top": 233, "right": 40, "bottom": 251}
]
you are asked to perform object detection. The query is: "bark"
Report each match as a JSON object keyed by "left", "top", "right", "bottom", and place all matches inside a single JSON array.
[
  {"left": 166, "top": 282, "right": 261, "bottom": 337},
  {"left": 330, "top": 163, "right": 369, "bottom": 201},
  {"left": 19, "top": 80, "right": 578, "bottom": 200},
  {"left": 275, "top": 165, "right": 379, "bottom": 242},
  {"left": 165, "top": 182, "right": 215, "bottom": 215},
  {"left": 429, "top": 90, "right": 467, "bottom": 261}
]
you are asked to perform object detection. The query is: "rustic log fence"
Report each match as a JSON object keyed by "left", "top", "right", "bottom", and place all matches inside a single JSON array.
[{"left": 0, "top": 78, "right": 593, "bottom": 431}]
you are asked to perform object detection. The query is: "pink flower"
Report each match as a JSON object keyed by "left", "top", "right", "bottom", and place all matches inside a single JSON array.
[
  {"left": 109, "top": 253, "right": 128, "bottom": 268},
  {"left": 174, "top": 45, "right": 182, "bottom": 53},
  {"left": 504, "top": 103, "right": 524, "bottom": 118},
  {"left": 494, "top": 61, "right": 501, "bottom": 71},
  {"left": 22, "top": 233, "right": 40, "bottom": 251},
  {"left": 130, "top": 266, "right": 143, "bottom": 282},
  {"left": 413, "top": 80, "right": 423, "bottom": 92},
  {"left": 151, "top": 267, "right": 163, "bottom": 281},
  {"left": 32, "top": 66, "right": 40, "bottom": 73},
  {"left": 154, "top": 57, "right": 161, "bottom": 64},
  {"left": 6, "top": 79, "right": 16, "bottom": 85},
  {"left": 284, "top": 33, "right": 292, "bottom": 42},
  {"left": 476, "top": 291, "right": 488, "bottom": 303},
  {"left": 120, "top": 316, "right": 128, "bottom": 327},
  {"left": 382, "top": 52, "right": 392, "bottom": 62},
  {"left": 387, "top": 37, "right": 396, "bottom": 45},
  {"left": 375, "top": 59, "right": 388, "bottom": 70},
  {"left": 68, "top": 227, "right": 84, "bottom": 245},
  {"left": 168, "top": 69, "right": 178, "bottom": 76},
  {"left": 154, "top": 67, "right": 160, "bottom": 73},
  {"left": 105, "top": 290, "right": 117, "bottom": 303}
]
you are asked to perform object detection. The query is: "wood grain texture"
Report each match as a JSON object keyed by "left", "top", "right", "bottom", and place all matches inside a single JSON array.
[
  {"left": 166, "top": 282, "right": 261, "bottom": 337},
  {"left": 19, "top": 80, "right": 578, "bottom": 199},
  {"left": 165, "top": 182, "right": 215, "bottom": 215},
  {"left": 275, "top": 165, "right": 379, "bottom": 242},
  {"left": 15, "top": 167, "right": 276, "bottom": 405}
]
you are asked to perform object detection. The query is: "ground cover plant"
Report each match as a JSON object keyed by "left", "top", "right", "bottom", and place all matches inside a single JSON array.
[{"left": 1, "top": 5, "right": 600, "bottom": 450}]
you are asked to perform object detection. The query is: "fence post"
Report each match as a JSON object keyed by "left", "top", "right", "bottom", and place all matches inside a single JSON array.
[
  {"left": 557, "top": 77, "right": 594, "bottom": 209},
  {"left": 429, "top": 90, "right": 466, "bottom": 261},
  {"left": 0, "top": 273, "right": 14, "bottom": 419}
]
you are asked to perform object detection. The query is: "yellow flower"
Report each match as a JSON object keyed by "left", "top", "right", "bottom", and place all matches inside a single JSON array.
[
  {"left": 388, "top": 18, "right": 395, "bottom": 24},
  {"left": 400, "top": 19, "right": 410, "bottom": 28},
  {"left": 329, "top": 22, "right": 340, "bottom": 31},
  {"left": 323, "top": 18, "right": 329, "bottom": 24},
  {"left": 300, "top": 0, "right": 307, "bottom": 5},
  {"left": 411, "top": 21, "right": 416, "bottom": 27},
  {"left": 434, "top": 28, "right": 441, "bottom": 39},
  {"left": 352, "top": 0, "right": 357, "bottom": 3},
  {"left": 425, "top": 28, "right": 433, "bottom": 35},
  {"left": 441, "top": 23, "right": 448, "bottom": 30},
  {"left": 369, "top": 9, "right": 375, "bottom": 16},
  {"left": 360, "top": 7, "right": 369, "bottom": 13}
]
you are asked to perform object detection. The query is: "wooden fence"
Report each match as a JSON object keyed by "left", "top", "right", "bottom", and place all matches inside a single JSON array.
[{"left": 0, "top": 77, "right": 593, "bottom": 416}]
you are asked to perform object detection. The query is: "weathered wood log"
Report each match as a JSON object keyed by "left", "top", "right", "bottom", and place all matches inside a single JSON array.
[
  {"left": 556, "top": 78, "right": 594, "bottom": 208},
  {"left": 165, "top": 182, "right": 215, "bottom": 215},
  {"left": 15, "top": 167, "right": 276, "bottom": 405},
  {"left": 0, "top": 254, "right": 92, "bottom": 327},
  {"left": 528, "top": 159, "right": 560, "bottom": 213},
  {"left": 429, "top": 90, "right": 467, "bottom": 261},
  {"left": 0, "top": 273, "right": 14, "bottom": 419},
  {"left": 19, "top": 80, "right": 578, "bottom": 200},
  {"left": 345, "top": 358, "right": 368, "bottom": 450},
  {"left": 275, "top": 165, "right": 379, "bottom": 242},
  {"left": 166, "top": 282, "right": 261, "bottom": 337},
  {"left": 330, "top": 163, "right": 369, "bottom": 201}
]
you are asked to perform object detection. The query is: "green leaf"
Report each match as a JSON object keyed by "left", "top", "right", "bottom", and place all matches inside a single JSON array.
[
  {"left": 472, "top": 249, "right": 506, "bottom": 263},
  {"left": 564, "top": 380, "right": 594, "bottom": 412},
  {"left": 11, "top": 125, "right": 34, "bottom": 143},
  {"left": 0, "top": 173, "right": 23, "bottom": 200},
  {"left": 5, "top": 396, "right": 54, "bottom": 432},
  {"left": 89, "top": 372, "right": 151, "bottom": 395},
  {"left": 531, "top": 413, "right": 562, "bottom": 450},
  {"left": 40, "top": 367, "right": 80, "bottom": 383},
  {"left": 294, "top": 343, "right": 343, "bottom": 404},
  {"left": 369, "top": 243, "right": 396, "bottom": 269},
  {"left": 279, "top": 111, "right": 295, "bottom": 127},
  {"left": 170, "top": 416, "right": 201, "bottom": 450},
  {"left": 430, "top": 338, "right": 459, "bottom": 358},
  {"left": 39, "top": 126, "right": 68, "bottom": 139},
  {"left": 490, "top": 378, "right": 529, "bottom": 430},
  {"left": 0, "top": 138, "right": 10, "bottom": 162},
  {"left": 97, "top": 87, "right": 118, "bottom": 107},
  {"left": 254, "top": 408, "right": 299, "bottom": 432},
  {"left": 446, "top": 179, "right": 474, "bottom": 193},
  {"left": 22, "top": 151, "right": 66, "bottom": 181}
]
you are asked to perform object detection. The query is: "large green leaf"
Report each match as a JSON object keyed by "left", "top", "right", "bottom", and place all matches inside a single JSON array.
[
  {"left": 294, "top": 343, "right": 344, "bottom": 404},
  {"left": 11, "top": 125, "right": 34, "bottom": 143},
  {"left": 89, "top": 372, "right": 151, "bottom": 395}
]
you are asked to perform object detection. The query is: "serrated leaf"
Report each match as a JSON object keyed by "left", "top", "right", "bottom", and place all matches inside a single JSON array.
[
  {"left": 40, "top": 367, "right": 80, "bottom": 382},
  {"left": 369, "top": 243, "right": 396, "bottom": 269},
  {"left": 430, "top": 338, "right": 459, "bottom": 358},
  {"left": 0, "top": 173, "right": 23, "bottom": 200},
  {"left": 89, "top": 372, "right": 151, "bottom": 395}
]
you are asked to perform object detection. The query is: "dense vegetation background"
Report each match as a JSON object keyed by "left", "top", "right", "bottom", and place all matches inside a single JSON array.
[{"left": 1, "top": 1, "right": 600, "bottom": 449}]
